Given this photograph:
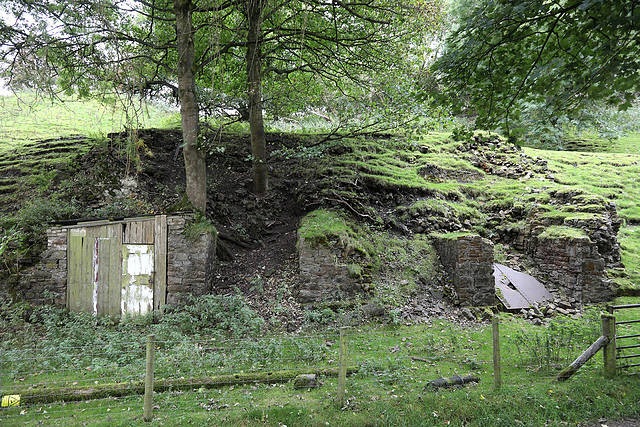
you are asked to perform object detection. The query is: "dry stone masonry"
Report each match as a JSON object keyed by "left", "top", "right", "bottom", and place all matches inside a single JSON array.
[
  {"left": 10, "top": 213, "right": 216, "bottom": 313},
  {"left": 297, "top": 236, "right": 362, "bottom": 303},
  {"left": 165, "top": 215, "right": 216, "bottom": 307},
  {"left": 432, "top": 234, "right": 495, "bottom": 307},
  {"left": 11, "top": 226, "right": 69, "bottom": 306},
  {"left": 530, "top": 234, "right": 613, "bottom": 303},
  {"left": 494, "top": 191, "right": 621, "bottom": 304}
]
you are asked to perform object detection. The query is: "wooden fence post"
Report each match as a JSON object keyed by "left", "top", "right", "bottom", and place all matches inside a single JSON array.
[
  {"left": 556, "top": 335, "right": 609, "bottom": 381},
  {"left": 602, "top": 313, "right": 616, "bottom": 378},
  {"left": 337, "top": 327, "right": 349, "bottom": 406},
  {"left": 492, "top": 316, "right": 502, "bottom": 389},
  {"left": 144, "top": 334, "right": 156, "bottom": 422}
]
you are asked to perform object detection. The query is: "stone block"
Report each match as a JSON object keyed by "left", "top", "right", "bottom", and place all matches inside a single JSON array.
[
  {"left": 434, "top": 234, "right": 494, "bottom": 307},
  {"left": 167, "top": 285, "right": 190, "bottom": 293},
  {"left": 167, "top": 277, "right": 183, "bottom": 286}
]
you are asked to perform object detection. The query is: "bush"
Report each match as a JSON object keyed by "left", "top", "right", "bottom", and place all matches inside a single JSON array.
[{"left": 155, "top": 295, "right": 263, "bottom": 341}]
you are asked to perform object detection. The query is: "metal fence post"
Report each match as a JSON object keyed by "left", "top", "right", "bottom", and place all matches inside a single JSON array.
[
  {"left": 602, "top": 313, "right": 616, "bottom": 378},
  {"left": 493, "top": 316, "right": 502, "bottom": 389},
  {"left": 337, "top": 327, "right": 349, "bottom": 406},
  {"left": 144, "top": 334, "right": 156, "bottom": 422}
]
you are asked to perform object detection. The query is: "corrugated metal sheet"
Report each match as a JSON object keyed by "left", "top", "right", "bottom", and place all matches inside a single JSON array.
[{"left": 494, "top": 263, "right": 552, "bottom": 310}]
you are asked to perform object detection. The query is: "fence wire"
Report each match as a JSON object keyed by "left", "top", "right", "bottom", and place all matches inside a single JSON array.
[{"left": 0, "top": 315, "right": 622, "bottom": 425}]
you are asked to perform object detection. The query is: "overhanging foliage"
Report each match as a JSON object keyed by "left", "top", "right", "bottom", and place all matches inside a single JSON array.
[{"left": 434, "top": 0, "right": 640, "bottom": 138}]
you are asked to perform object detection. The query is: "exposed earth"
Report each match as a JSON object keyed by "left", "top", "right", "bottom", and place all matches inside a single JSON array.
[
  {"left": 13, "top": 128, "right": 479, "bottom": 331},
  {"left": 108, "top": 129, "right": 310, "bottom": 330},
  {"left": 2, "top": 127, "right": 620, "bottom": 330}
]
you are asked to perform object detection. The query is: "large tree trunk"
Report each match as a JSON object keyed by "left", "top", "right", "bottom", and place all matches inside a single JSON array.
[
  {"left": 246, "top": 0, "right": 268, "bottom": 196},
  {"left": 175, "top": 0, "right": 207, "bottom": 212}
]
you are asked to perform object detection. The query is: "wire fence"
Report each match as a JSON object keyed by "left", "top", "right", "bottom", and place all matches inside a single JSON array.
[
  {"left": 608, "top": 304, "right": 640, "bottom": 373},
  {"left": 0, "top": 312, "right": 634, "bottom": 426}
]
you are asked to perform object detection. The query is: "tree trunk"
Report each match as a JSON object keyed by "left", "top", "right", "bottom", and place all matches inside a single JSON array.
[
  {"left": 246, "top": 0, "right": 268, "bottom": 196},
  {"left": 175, "top": 0, "right": 207, "bottom": 212}
]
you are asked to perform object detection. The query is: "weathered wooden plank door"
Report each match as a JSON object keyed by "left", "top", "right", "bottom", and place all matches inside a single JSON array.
[
  {"left": 67, "top": 217, "right": 166, "bottom": 318},
  {"left": 67, "top": 224, "right": 122, "bottom": 317},
  {"left": 153, "top": 215, "right": 167, "bottom": 312},
  {"left": 96, "top": 224, "right": 123, "bottom": 318},
  {"left": 67, "top": 227, "right": 92, "bottom": 314},
  {"left": 121, "top": 244, "right": 154, "bottom": 316}
]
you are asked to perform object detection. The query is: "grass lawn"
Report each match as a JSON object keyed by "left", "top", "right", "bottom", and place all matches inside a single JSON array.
[
  {"left": 2, "top": 311, "right": 640, "bottom": 426},
  {"left": 0, "top": 92, "right": 174, "bottom": 150}
]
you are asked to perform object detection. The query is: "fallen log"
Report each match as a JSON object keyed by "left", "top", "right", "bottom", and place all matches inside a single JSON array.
[
  {"left": 427, "top": 374, "right": 479, "bottom": 389},
  {"left": 9, "top": 366, "right": 360, "bottom": 406},
  {"left": 556, "top": 335, "right": 609, "bottom": 381}
]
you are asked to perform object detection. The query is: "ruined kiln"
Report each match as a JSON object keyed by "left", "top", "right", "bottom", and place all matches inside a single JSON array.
[{"left": 17, "top": 213, "right": 216, "bottom": 318}]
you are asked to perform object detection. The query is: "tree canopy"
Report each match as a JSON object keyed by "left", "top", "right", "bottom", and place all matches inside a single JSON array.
[
  {"left": 434, "top": 0, "right": 640, "bottom": 138},
  {"left": 1, "top": 0, "right": 444, "bottom": 208}
]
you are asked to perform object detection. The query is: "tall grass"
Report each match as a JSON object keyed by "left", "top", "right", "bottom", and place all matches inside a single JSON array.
[{"left": 2, "top": 299, "right": 640, "bottom": 426}]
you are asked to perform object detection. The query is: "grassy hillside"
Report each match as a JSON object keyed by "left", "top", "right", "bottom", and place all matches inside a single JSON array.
[
  {"left": 529, "top": 136, "right": 640, "bottom": 290},
  {"left": 0, "top": 92, "right": 174, "bottom": 148},
  {"left": 0, "top": 93, "right": 176, "bottom": 221},
  {"left": 2, "top": 96, "right": 640, "bottom": 426},
  {"left": 1, "top": 92, "right": 639, "bottom": 295}
]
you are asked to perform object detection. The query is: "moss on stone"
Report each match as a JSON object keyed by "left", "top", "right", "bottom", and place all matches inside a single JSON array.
[
  {"left": 397, "top": 199, "right": 481, "bottom": 222},
  {"left": 430, "top": 231, "right": 478, "bottom": 241},
  {"left": 538, "top": 225, "right": 589, "bottom": 240},
  {"left": 540, "top": 210, "right": 601, "bottom": 222},
  {"left": 580, "top": 204, "right": 609, "bottom": 213},
  {"left": 571, "top": 193, "right": 608, "bottom": 205},
  {"left": 496, "top": 220, "right": 527, "bottom": 234},
  {"left": 347, "top": 263, "right": 363, "bottom": 278},
  {"left": 299, "top": 209, "right": 372, "bottom": 257}
]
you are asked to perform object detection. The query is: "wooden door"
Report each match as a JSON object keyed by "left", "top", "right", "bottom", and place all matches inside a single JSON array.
[
  {"left": 121, "top": 244, "right": 154, "bottom": 316},
  {"left": 66, "top": 217, "right": 165, "bottom": 318},
  {"left": 67, "top": 224, "right": 122, "bottom": 317},
  {"left": 67, "top": 227, "right": 93, "bottom": 314}
]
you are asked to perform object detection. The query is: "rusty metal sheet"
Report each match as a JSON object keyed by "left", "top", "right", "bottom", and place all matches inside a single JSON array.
[{"left": 494, "top": 264, "right": 552, "bottom": 310}]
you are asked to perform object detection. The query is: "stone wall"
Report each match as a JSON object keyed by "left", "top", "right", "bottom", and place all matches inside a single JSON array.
[
  {"left": 11, "top": 214, "right": 216, "bottom": 311},
  {"left": 298, "top": 236, "right": 362, "bottom": 303},
  {"left": 165, "top": 214, "right": 216, "bottom": 307},
  {"left": 530, "top": 235, "right": 612, "bottom": 303},
  {"left": 433, "top": 234, "right": 495, "bottom": 307},
  {"left": 11, "top": 227, "right": 68, "bottom": 306},
  {"left": 500, "top": 220, "right": 615, "bottom": 304},
  {"left": 494, "top": 189, "right": 621, "bottom": 304}
]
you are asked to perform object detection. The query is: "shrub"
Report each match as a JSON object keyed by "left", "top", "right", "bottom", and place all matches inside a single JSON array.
[{"left": 155, "top": 295, "right": 263, "bottom": 341}]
